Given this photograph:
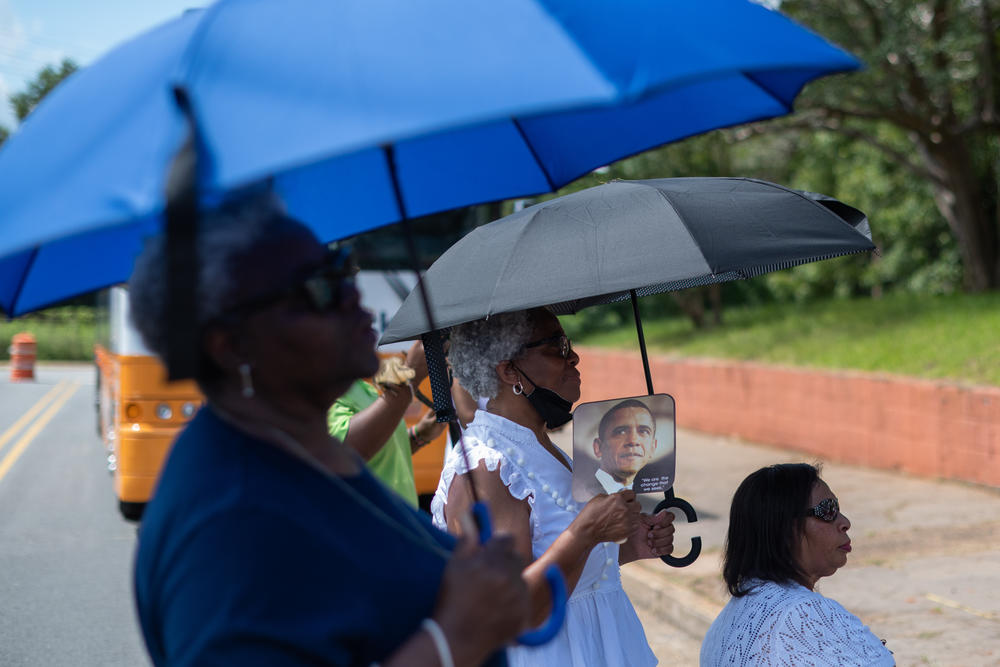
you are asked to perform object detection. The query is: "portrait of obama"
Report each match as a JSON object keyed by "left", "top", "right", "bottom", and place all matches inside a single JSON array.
[{"left": 592, "top": 398, "right": 658, "bottom": 494}]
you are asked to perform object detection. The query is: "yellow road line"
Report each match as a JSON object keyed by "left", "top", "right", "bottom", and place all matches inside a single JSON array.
[
  {"left": 0, "top": 382, "right": 79, "bottom": 484},
  {"left": 924, "top": 593, "right": 1000, "bottom": 621},
  {"left": 0, "top": 381, "right": 68, "bottom": 455}
]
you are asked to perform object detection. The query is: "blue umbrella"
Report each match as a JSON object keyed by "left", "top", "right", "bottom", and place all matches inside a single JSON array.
[{"left": 0, "top": 0, "right": 859, "bottom": 316}]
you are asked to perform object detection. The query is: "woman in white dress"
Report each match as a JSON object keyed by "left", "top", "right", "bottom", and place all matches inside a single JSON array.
[
  {"left": 700, "top": 463, "right": 895, "bottom": 666},
  {"left": 432, "top": 308, "right": 674, "bottom": 666}
]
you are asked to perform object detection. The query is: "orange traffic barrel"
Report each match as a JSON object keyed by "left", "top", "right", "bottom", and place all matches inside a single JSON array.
[{"left": 9, "top": 332, "right": 37, "bottom": 381}]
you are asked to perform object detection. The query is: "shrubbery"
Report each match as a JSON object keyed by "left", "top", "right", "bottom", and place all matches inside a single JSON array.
[{"left": 1, "top": 307, "right": 97, "bottom": 361}]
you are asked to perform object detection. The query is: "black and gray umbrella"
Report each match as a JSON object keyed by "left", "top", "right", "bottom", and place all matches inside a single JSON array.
[
  {"left": 382, "top": 176, "right": 875, "bottom": 568},
  {"left": 382, "top": 177, "right": 874, "bottom": 343}
]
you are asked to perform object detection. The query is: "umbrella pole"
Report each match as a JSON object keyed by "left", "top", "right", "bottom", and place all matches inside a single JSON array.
[
  {"left": 631, "top": 291, "right": 701, "bottom": 568},
  {"left": 630, "top": 290, "right": 655, "bottom": 396},
  {"left": 383, "top": 146, "right": 482, "bottom": 507},
  {"left": 163, "top": 86, "right": 202, "bottom": 381}
]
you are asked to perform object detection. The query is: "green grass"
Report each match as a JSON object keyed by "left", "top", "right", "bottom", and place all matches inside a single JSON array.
[
  {"left": 3, "top": 294, "right": 999, "bottom": 387},
  {"left": 564, "top": 292, "right": 1000, "bottom": 387},
  {"left": 0, "top": 307, "right": 98, "bottom": 362}
]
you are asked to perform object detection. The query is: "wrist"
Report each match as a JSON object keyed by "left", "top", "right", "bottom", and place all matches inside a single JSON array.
[
  {"left": 380, "top": 382, "right": 413, "bottom": 404},
  {"left": 433, "top": 616, "right": 487, "bottom": 667},
  {"left": 409, "top": 425, "right": 431, "bottom": 449},
  {"left": 565, "top": 519, "right": 600, "bottom": 551},
  {"left": 617, "top": 535, "right": 637, "bottom": 564},
  {"left": 421, "top": 618, "right": 454, "bottom": 667}
]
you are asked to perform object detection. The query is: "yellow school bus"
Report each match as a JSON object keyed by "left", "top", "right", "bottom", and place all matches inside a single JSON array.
[{"left": 95, "top": 286, "right": 202, "bottom": 521}]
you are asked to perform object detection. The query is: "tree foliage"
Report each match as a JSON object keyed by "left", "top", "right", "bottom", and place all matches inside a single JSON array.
[
  {"left": 547, "top": 0, "right": 990, "bottom": 337},
  {"left": 9, "top": 58, "right": 78, "bottom": 123},
  {"left": 779, "top": 0, "right": 1000, "bottom": 291}
]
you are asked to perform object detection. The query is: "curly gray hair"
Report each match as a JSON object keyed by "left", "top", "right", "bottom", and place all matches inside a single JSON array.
[
  {"left": 127, "top": 194, "right": 304, "bottom": 384},
  {"left": 448, "top": 309, "right": 541, "bottom": 399}
]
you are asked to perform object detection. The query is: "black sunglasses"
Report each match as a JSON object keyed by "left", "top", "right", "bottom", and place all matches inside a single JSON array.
[
  {"left": 803, "top": 497, "right": 840, "bottom": 522},
  {"left": 521, "top": 333, "right": 572, "bottom": 359},
  {"left": 223, "top": 247, "right": 358, "bottom": 318}
]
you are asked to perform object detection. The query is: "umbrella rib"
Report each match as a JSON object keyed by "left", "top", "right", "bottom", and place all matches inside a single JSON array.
[
  {"left": 644, "top": 184, "right": 716, "bottom": 275},
  {"left": 743, "top": 177, "right": 871, "bottom": 233},
  {"left": 483, "top": 211, "right": 559, "bottom": 316},
  {"left": 742, "top": 72, "right": 794, "bottom": 115},
  {"left": 4, "top": 247, "right": 38, "bottom": 318},
  {"left": 511, "top": 118, "right": 557, "bottom": 192}
]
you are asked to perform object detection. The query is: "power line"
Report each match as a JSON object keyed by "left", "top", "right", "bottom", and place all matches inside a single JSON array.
[{"left": 0, "top": 27, "right": 104, "bottom": 60}]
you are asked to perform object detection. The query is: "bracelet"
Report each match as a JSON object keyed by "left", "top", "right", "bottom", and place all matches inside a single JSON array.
[
  {"left": 409, "top": 426, "right": 430, "bottom": 448},
  {"left": 421, "top": 618, "right": 454, "bottom": 667}
]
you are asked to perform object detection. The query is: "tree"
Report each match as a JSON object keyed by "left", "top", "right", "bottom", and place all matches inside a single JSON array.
[
  {"left": 9, "top": 58, "right": 77, "bottom": 123},
  {"left": 779, "top": 0, "right": 1000, "bottom": 291},
  {"left": 0, "top": 125, "right": 8, "bottom": 148}
]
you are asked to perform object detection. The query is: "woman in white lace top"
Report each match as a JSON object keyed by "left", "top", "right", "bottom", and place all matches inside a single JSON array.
[
  {"left": 700, "top": 463, "right": 895, "bottom": 666},
  {"left": 433, "top": 308, "right": 676, "bottom": 666}
]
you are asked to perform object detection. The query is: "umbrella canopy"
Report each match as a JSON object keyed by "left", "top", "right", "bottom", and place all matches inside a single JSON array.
[
  {"left": 0, "top": 0, "right": 859, "bottom": 316},
  {"left": 381, "top": 177, "right": 875, "bottom": 343}
]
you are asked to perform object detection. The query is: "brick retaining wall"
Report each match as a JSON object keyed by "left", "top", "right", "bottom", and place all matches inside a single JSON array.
[{"left": 576, "top": 347, "right": 1000, "bottom": 488}]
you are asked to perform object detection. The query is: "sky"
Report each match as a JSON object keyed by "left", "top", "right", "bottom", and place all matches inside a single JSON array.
[{"left": 0, "top": 0, "right": 205, "bottom": 129}]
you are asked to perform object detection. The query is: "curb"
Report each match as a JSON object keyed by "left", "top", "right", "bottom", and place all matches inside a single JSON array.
[{"left": 621, "top": 560, "right": 723, "bottom": 641}]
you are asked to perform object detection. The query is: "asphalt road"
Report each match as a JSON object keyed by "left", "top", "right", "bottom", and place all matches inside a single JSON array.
[
  {"left": 10, "top": 362, "right": 996, "bottom": 666},
  {"left": 0, "top": 364, "right": 149, "bottom": 667}
]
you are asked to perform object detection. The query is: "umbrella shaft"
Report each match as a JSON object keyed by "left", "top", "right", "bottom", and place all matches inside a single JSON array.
[{"left": 630, "top": 290, "right": 655, "bottom": 396}]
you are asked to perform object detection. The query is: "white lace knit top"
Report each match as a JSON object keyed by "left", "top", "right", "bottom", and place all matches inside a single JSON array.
[
  {"left": 700, "top": 579, "right": 895, "bottom": 666},
  {"left": 432, "top": 410, "right": 656, "bottom": 667}
]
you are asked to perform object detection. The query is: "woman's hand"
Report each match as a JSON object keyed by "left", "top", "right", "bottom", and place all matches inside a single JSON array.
[
  {"left": 404, "top": 340, "right": 430, "bottom": 384},
  {"left": 571, "top": 490, "right": 641, "bottom": 547},
  {"left": 619, "top": 509, "right": 675, "bottom": 564},
  {"left": 410, "top": 408, "right": 447, "bottom": 452},
  {"left": 433, "top": 534, "right": 529, "bottom": 666}
]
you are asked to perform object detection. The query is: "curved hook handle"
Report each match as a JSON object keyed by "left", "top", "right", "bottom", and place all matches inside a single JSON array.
[
  {"left": 471, "top": 502, "right": 567, "bottom": 646},
  {"left": 471, "top": 501, "right": 494, "bottom": 542},
  {"left": 653, "top": 489, "right": 702, "bottom": 568},
  {"left": 516, "top": 565, "right": 568, "bottom": 646}
]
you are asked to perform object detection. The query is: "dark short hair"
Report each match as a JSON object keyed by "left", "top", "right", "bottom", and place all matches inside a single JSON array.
[
  {"left": 597, "top": 398, "right": 655, "bottom": 441},
  {"left": 722, "top": 463, "right": 820, "bottom": 597},
  {"left": 128, "top": 193, "right": 312, "bottom": 391}
]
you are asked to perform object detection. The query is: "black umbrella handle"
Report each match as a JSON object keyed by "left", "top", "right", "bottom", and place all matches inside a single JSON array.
[
  {"left": 420, "top": 330, "right": 456, "bottom": 424},
  {"left": 653, "top": 488, "right": 701, "bottom": 568}
]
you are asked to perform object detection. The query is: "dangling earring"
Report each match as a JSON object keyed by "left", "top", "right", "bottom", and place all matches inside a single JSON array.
[
  {"left": 239, "top": 363, "right": 255, "bottom": 398},
  {"left": 512, "top": 380, "right": 524, "bottom": 396}
]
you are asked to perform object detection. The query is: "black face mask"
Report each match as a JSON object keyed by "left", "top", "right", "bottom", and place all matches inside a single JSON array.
[{"left": 512, "top": 365, "right": 574, "bottom": 429}]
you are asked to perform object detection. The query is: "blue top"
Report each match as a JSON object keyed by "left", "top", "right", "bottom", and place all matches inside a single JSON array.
[{"left": 135, "top": 406, "right": 505, "bottom": 666}]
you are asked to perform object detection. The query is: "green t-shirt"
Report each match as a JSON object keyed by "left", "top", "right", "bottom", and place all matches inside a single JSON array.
[{"left": 328, "top": 380, "right": 418, "bottom": 507}]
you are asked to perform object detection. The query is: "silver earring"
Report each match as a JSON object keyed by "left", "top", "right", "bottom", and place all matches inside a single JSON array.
[
  {"left": 512, "top": 381, "right": 524, "bottom": 396},
  {"left": 239, "top": 363, "right": 255, "bottom": 398}
]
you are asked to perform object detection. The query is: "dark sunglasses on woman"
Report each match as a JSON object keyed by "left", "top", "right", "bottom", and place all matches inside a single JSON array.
[
  {"left": 521, "top": 333, "right": 572, "bottom": 359},
  {"left": 803, "top": 497, "right": 840, "bottom": 522}
]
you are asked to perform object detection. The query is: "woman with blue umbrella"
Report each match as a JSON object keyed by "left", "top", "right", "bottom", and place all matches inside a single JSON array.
[{"left": 129, "top": 196, "right": 529, "bottom": 666}]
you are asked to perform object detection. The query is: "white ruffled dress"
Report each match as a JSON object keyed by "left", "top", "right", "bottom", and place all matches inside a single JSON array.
[
  {"left": 431, "top": 410, "right": 657, "bottom": 667},
  {"left": 700, "top": 579, "right": 895, "bottom": 666}
]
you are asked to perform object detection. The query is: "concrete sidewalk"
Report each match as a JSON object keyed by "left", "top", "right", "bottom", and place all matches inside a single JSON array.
[{"left": 552, "top": 427, "right": 1000, "bottom": 666}]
